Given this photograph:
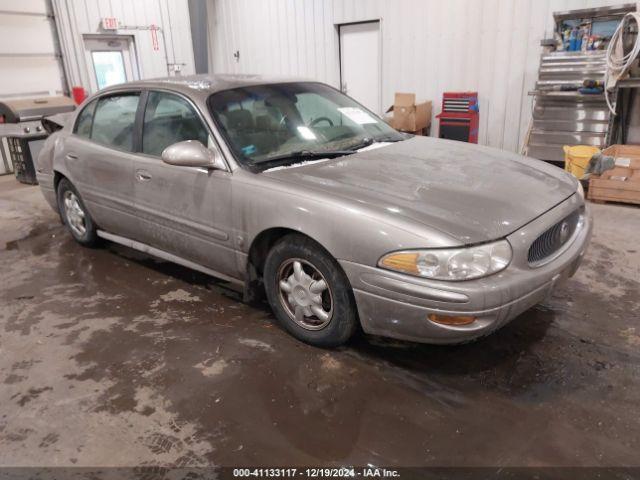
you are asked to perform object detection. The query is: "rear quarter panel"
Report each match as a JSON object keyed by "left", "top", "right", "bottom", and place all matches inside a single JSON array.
[{"left": 35, "top": 131, "right": 66, "bottom": 211}]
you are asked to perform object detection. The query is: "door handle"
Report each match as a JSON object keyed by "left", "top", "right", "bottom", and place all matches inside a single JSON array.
[
  {"left": 136, "top": 170, "right": 152, "bottom": 182},
  {"left": 66, "top": 153, "right": 78, "bottom": 160}
]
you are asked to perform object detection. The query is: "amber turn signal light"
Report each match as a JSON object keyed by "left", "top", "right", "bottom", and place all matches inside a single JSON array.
[
  {"left": 379, "top": 252, "right": 420, "bottom": 275},
  {"left": 428, "top": 313, "right": 477, "bottom": 326}
]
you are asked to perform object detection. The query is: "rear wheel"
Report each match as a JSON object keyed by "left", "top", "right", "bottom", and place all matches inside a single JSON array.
[
  {"left": 264, "top": 234, "right": 358, "bottom": 347},
  {"left": 57, "top": 178, "right": 98, "bottom": 246}
]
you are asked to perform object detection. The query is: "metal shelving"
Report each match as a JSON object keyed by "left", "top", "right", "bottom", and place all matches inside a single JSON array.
[{"left": 526, "top": 51, "right": 610, "bottom": 163}]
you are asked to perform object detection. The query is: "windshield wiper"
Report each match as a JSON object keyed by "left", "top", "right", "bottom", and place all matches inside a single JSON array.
[
  {"left": 374, "top": 134, "right": 408, "bottom": 143},
  {"left": 343, "top": 135, "right": 404, "bottom": 150},
  {"left": 251, "top": 136, "right": 402, "bottom": 170},
  {"left": 343, "top": 137, "right": 375, "bottom": 151},
  {"left": 251, "top": 149, "right": 354, "bottom": 168}
]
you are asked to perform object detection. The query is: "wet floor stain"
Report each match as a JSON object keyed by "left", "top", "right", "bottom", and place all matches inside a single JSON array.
[
  {"left": 11, "top": 387, "right": 53, "bottom": 407},
  {"left": 0, "top": 204, "right": 639, "bottom": 467}
]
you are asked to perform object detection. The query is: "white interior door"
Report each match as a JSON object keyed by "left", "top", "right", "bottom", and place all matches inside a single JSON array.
[
  {"left": 339, "top": 21, "right": 381, "bottom": 114},
  {"left": 84, "top": 36, "right": 139, "bottom": 93}
]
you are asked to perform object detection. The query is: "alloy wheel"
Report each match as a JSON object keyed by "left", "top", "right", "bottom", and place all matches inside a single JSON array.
[
  {"left": 63, "top": 190, "right": 87, "bottom": 237},
  {"left": 277, "top": 258, "right": 333, "bottom": 330}
]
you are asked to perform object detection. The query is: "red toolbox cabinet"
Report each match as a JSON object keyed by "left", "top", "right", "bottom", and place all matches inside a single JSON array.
[{"left": 436, "top": 92, "right": 479, "bottom": 144}]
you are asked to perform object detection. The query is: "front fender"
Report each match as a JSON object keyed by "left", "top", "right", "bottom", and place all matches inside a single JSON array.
[{"left": 234, "top": 170, "right": 460, "bottom": 268}]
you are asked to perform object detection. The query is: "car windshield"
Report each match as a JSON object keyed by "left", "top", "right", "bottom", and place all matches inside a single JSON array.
[{"left": 207, "top": 82, "right": 405, "bottom": 167}]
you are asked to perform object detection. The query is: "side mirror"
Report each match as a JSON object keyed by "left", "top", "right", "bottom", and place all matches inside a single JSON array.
[{"left": 161, "top": 140, "right": 226, "bottom": 170}]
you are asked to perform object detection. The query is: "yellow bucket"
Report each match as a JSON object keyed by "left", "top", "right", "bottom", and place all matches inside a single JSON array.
[{"left": 563, "top": 145, "right": 600, "bottom": 178}]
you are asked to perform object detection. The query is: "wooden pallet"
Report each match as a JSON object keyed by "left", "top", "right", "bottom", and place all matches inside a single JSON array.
[{"left": 588, "top": 145, "right": 640, "bottom": 206}]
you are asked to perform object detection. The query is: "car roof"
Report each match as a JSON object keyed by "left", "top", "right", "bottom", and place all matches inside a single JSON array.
[{"left": 98, "top": 74, "right": 313, "bottom": 101}]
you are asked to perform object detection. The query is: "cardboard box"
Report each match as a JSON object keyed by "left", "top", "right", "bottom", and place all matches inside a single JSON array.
[
  {"left": 603, "top": 145, "right": 640, "bottom": 170},
  {"left": 589, "top": 144, "right": 640, "bottom": 204},
  {"left": 386, "top": 93, "right": 432, "bottom": 133}
]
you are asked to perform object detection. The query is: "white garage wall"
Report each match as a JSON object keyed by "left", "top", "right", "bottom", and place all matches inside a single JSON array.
[
  {"left": 208, "top": 0, "right": 631, "bottom": 153},
  {"left": 52, "top": 0, "right": 196, "bottom": 95}
]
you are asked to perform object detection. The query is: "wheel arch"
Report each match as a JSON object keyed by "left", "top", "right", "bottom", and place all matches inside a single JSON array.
[
  {"left": 53, "top": 170, "right": 67, "bottom": 192},
  {"left": 54, "top": 172, "right": 102, "bottom": 229},
  {"left": 243, "top": 227, "right": 351, "bottom": 305},
  {"left": 52, "top": 170, "right": 70, "bottom": 214}
]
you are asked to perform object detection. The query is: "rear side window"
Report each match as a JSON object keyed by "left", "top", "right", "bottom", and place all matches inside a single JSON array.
[
  {"left": 73, "top": 99, "right": 97, "bottom": 138},
  {"left": 142, "top": 91, "right": 210, "bottom": 157},
  {"left": 90, "top": 93, "right": 140, "bottom": 152}
]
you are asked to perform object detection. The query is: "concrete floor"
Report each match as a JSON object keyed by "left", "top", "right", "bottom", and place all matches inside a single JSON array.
[{"left": 0, "top": 173, "right": 639, "bottom": 468}]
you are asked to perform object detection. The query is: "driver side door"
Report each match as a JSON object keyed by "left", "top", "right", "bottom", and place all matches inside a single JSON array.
[{"left": 132, "top": 90, "right": 237, "bottom": 278}]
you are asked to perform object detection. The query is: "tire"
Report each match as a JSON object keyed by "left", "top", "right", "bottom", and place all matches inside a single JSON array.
[
  {"left": 56, "top": 178, "right": 98, "bottom": 247},
  {"left": 264, "top": 234, "right": 358, "bottom": 347}
]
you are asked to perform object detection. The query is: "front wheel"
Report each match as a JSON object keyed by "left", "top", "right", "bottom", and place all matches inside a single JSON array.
[{"left": 264, "top": 234, "right": 358, "bottom": 347}]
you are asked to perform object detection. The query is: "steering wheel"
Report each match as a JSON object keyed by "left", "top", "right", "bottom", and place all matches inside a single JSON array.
[{"left": 309, "top": 116, "right": 334, "bottom": 127}]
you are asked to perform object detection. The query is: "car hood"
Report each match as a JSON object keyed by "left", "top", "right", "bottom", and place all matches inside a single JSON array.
[{"left": 263, "top": 136, "right": 577, "bottom": 244}]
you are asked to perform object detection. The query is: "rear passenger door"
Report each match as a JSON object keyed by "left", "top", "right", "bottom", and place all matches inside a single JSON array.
[
  {"left": 132, "top": 90, "right": 237, "bottom": 278},
  {"left": 64, "top": 91, "right": 140, "bottom": 239}
]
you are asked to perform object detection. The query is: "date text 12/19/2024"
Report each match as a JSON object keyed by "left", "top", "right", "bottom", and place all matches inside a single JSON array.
[{"left": 233, "top": 468, "right": 400, "bottom": 478}]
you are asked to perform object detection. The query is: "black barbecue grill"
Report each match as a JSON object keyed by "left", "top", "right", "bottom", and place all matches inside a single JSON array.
[{"left": 0, "top": 96, "right": 75, "bottom": 184}]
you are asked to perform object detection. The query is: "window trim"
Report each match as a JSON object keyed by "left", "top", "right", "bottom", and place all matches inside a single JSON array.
[
  {"left": 72, "top": 98, "right": 98, "bottom": 137},
  {"left": 135, "top": 88, "right": 230, "bottom": 171},
  {"left": 133, "top": 90, "right": 148, "bottom": 154},
  {"left": 140, "top": 90, "right": 208, "bottom": 158},
  {"left": 72, "top": 89, "right": 143, "bottom": 155},
  {"left": 71, "top": 86, "right": 231, "bottom": 172}
]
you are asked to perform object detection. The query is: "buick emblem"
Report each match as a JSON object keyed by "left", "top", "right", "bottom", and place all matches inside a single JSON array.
[{"left": 559, "top": 221, "right": 570, "bottom": 243}]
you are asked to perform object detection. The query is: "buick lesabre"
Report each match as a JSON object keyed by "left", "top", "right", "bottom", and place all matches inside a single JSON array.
[{"left": 36, "top": 75, "right": 592, "bottom": 347}]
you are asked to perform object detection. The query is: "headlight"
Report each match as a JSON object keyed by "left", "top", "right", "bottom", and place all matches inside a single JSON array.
[
  {"left": 576, "top": 180, "right": 585, "bottom": 200},
  {"left": 378, "top": 240, "right": 512, "bottom": 281}
]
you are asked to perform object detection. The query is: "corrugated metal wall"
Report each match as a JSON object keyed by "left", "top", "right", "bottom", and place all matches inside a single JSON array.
[
  {"left": 53, "top": 0, "right": 196, "bottom": 94},
  {"left": 209, "top": 0, "right": 627, "bottom": 153}
]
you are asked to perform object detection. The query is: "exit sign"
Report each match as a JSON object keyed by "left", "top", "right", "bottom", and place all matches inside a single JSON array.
[{"left": 102, "top": 17, "right": 118, "bottom": 30}]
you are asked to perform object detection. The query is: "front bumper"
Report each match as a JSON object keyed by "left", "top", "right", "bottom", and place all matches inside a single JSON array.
[{"left": 340, "top": 195, "right": 593, "bottom": 344}]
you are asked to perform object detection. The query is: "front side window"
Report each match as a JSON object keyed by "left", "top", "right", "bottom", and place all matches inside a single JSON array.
[
  {"left": 73, "top": 99, "right": 98, "bottom": 138},
  {"left": 90, "top": 93, "right": 140, "bottom": 152},
  {"left": 208, "top": 82, "right": 404, "bottom": 168},
  {"left": 142, "top": 91, "right": 211, "bottom": 157}
]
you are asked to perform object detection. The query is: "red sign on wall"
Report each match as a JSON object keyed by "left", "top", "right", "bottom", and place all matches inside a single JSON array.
[
  {"left": 150, "top": 24, "right": 159, "bottom": 51},
  {"left": 101, "top": 17, "right": 118, "bottom": 30}
]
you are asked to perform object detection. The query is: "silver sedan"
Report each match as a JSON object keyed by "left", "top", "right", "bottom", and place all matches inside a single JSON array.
[{"left": 36, "top": 75, "right": 592, "bottom": 347}]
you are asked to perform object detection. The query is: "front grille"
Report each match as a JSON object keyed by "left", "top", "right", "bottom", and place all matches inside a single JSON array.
[{"left": 528, "top": 209, "right": 581, "bottom": 264}]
